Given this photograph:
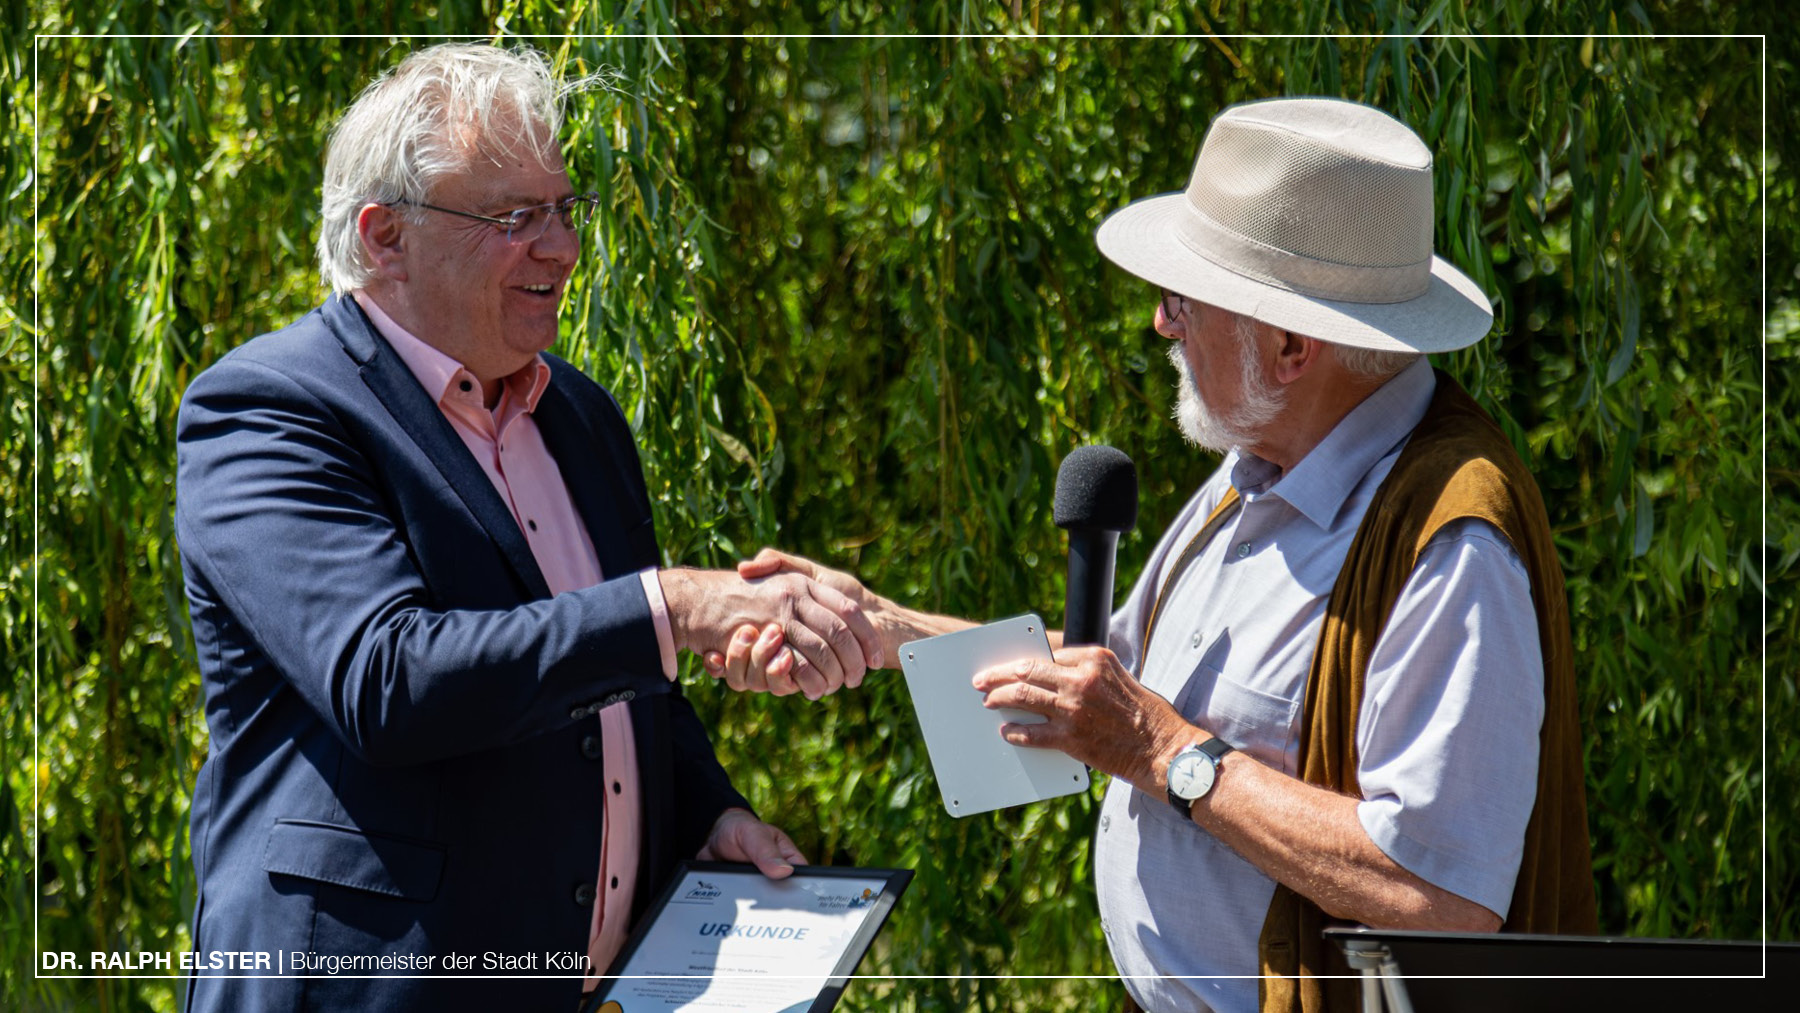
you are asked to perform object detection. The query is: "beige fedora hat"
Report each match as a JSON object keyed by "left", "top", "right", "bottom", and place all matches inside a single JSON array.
[{"left": 1095, "top": 97, "right": 1493, "bottom": 353}]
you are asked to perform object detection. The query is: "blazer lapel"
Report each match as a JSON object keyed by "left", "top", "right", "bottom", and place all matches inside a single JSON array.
[
  {"left": 533, "top": 381, "right": 643, "bottom": 579},
  {"left": 324, "top": 296, "right": 552, "bottom": 601}
]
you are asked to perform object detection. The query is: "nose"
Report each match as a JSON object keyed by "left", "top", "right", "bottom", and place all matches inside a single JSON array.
[{"left": 530, "top": 214, "right": 581, "bottom": 266}]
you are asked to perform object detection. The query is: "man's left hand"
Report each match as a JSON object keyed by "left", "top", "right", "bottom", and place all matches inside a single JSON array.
[
  {"left": 973, "top": 645, "right": 1196, "bottom": 794},
  {"left": 697, "top": 808, "right": 809, "bottom": 879}
]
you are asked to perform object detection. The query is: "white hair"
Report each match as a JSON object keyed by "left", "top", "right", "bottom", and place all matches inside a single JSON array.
[
  {"left": 315, "top": 42, "right": 580, "bottom": 293},
  {"left": 1167, "top": 313, "right": 1287, "bottom": 453},
  {"left": 1330, "top": 342, "right": 1422, "bottom": 381},
  {"left": 1166, "top": 308, "right": 1421, "bottom": 453}
]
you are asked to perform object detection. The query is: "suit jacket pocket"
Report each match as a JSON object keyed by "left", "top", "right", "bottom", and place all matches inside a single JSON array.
[{"left": 262, "top": 819, "right": 445, "bottom": 902}]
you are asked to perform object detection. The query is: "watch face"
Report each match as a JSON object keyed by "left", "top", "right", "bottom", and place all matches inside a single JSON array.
[{"left": 1169, "top": 752, "right": 1216, "bottom": 800}]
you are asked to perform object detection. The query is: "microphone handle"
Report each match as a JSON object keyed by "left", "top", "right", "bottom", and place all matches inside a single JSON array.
[{"left": 1063, "top": 529, "right": 1119, "bottom": 648}]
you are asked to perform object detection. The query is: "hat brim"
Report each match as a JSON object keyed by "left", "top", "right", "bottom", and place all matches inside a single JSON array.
[{"left": 1095, "top": 192, "right": 1494, "bottom": 353}]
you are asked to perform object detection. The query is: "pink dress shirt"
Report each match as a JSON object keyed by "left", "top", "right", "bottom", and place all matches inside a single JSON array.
[{"left": 354, "top": 293, "right": 677, "bottom": 984}]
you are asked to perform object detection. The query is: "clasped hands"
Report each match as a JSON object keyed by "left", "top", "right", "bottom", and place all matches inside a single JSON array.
[
  {"left": 691, "top": 549, "right": 1198, "bottom": 791},
  {"left": 685, "top": 549, "right": 894, "bottom": 698},
  {"left": 661, "top": 560, "right": 886, "bottom": 701}
]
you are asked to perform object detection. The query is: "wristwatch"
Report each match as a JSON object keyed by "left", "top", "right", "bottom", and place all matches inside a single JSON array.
[{"left": 1165, "top": 738, "right": 1235, "bottom": 818}]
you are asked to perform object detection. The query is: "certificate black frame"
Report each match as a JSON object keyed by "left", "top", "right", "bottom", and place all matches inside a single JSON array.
[{"left": 581, "top": 861, "right": 913, "bottom": 1013}]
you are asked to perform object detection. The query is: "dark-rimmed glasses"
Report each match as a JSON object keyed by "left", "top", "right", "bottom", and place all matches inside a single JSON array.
[
  {"left": 390, "top": 192, "right": 602, "bottom": 245},
  {"left": 1161, "top": 288, "right": 1193, "bottom": 324}
]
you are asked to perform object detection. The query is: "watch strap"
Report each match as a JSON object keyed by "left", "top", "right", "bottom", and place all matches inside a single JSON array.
[
  {"left": 1198, "top": 736, "right": 1236, "bottom": 763},
  {"left": 1167, "top": 738, "right": 1236, "bottom": 818}
]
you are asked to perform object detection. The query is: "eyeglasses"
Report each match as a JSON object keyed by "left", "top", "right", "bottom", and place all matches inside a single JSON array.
[
  {"left": 391, "top": 192, "right": 602, "bottom": 245},
  {"left": 1160, "top": 288, "right": 1192, "bottom": 324}
]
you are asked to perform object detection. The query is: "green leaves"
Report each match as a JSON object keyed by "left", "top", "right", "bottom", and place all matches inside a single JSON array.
[{"left": 7, "top": 3, "right": 1792, "bottom": 1010}]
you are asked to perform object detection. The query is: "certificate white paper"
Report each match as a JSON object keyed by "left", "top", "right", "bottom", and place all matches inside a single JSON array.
[{"left": 589, "top": 862, "right": 909, "bottom": 1013}]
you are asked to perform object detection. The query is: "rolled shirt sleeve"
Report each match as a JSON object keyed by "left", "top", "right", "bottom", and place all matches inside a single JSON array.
[{"left": 1355, "top": 517, "right": 1545, "bottom": 919}]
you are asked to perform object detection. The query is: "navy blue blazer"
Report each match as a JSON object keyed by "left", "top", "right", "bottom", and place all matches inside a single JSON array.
[{"left": 175, "top": 295, "right": 749, "bottom": 1011}]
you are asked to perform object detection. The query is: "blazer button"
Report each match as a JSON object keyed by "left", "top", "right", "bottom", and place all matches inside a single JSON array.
[
  {"left": 574, "top": 883, "right": 597, "bottom": 906},
  {"left": 580, "top": 735, "right": 603, "bottom": 760}
]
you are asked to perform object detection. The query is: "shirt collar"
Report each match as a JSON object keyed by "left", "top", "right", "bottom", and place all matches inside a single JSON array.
[
  {"left": 353, "top": 290, "right": 551, "bottom": 413},
  {"left": 1231, "top": 356, "right": 1437, "bottom": 531}
]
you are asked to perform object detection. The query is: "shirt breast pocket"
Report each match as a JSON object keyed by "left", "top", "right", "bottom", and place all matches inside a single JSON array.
[{"left": 1172, "top": 663, "right": 1301, "bottom": 774}]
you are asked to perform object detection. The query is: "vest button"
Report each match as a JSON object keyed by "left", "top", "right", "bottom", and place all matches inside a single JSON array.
[
  {"left": 580, "top": 735, "right": 603, "bottom": 760},
  {"left": 1236, "top": 541, "right": 1251, "bottom": 558},
  {"left": 574, "top": 883, "right": 596, "bottom": 906}
]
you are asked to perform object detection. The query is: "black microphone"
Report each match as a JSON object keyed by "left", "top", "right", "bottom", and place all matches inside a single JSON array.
[{"left": 1053, "top": 445, "right": 1138, "bottom": 648}]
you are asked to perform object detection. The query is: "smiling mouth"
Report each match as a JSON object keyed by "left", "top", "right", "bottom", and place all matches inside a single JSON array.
[{"left": 520, "top": 284, "right": 555, "bottom": 295}]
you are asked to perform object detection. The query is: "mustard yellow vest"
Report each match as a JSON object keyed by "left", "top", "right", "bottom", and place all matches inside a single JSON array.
[{"left": 1251, "top": 372, "right": 1598, "bottom": 1012}]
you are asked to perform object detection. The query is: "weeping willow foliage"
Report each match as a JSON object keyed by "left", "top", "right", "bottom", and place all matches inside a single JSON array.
[{"left": 7, "top": 2, "right": 1793, "bottom": 1010}]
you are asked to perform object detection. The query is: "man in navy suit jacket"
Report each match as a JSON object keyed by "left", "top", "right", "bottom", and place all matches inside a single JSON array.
[{"left": 175, "top": 43, "right": 880, "bottom": 1011}]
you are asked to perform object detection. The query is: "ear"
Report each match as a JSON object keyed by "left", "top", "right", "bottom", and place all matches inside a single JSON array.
[
  {"left": 356, "top": 203, "right": 409, "bottom": 283},
  {"left": 1270, "top": 329, "right": 1323, "bottom": 384}
]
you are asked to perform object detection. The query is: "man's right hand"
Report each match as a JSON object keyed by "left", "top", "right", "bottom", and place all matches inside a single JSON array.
[
  {"left": 703, "top": 550, "right": 882, "bottom": 694},
  {"left": 735, "top": 548, "right": 874, "bottom": 611},
  {"left": 702, "top": 549, "right": 975, "bottom": 694},
  {"left": 659, "top": 567, "right": 883, "bottom": 700}
]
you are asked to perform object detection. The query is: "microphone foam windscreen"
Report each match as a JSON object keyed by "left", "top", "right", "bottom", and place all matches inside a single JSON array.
[{"left": 1053, "top": 445, "right": 1139, "bottom": 532}]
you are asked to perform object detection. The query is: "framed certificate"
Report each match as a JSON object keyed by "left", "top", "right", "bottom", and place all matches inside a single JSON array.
[{"left": 582, "top": 861, "right": 912, "bottom": 1013}]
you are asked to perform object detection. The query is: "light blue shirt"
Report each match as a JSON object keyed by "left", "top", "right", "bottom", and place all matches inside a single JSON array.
[{"left": 1096, "top": 359, "right": 1545, "bottom": 1013}]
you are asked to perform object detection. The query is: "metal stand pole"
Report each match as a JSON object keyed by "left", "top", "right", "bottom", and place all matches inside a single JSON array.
[
  {"left": 1376, "top": 952, "right": 1415, "bottom": 1013},
  {"left": 1338, "top": 939, "right": 1415, "bottom": 1013}
]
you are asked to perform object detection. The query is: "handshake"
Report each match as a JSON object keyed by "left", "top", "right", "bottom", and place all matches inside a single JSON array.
[
  {"left": 661, "top": 549, "right": 963, "bottom": 701},
  {"left": 661, "top": 447, "right": 1132, "bottom": 700}
]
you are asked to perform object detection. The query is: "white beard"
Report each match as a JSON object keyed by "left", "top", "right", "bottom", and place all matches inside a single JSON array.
[{"left": 1166, "top": 330, "right": 1286, "bottom": 454}]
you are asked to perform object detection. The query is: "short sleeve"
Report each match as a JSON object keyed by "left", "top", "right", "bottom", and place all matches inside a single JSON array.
[{"left": 1354, "top": 518, "right": 1545, "bottom": 918}]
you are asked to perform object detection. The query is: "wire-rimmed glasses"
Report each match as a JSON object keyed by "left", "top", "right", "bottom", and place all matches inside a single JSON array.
[{"left": 391, "top": 192, "right": 602, "bottom": 245}]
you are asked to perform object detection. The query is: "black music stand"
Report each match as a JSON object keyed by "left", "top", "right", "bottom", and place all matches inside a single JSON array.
[{"left": 1325, "top": 927, "right": 1797, "bottom": 1013}]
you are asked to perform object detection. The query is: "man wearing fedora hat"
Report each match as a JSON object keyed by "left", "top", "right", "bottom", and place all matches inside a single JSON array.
[{"left": 715, "top": 97, "right": 1596, "bottom": 1012}]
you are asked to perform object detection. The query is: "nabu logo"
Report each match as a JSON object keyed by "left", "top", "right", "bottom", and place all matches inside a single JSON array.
[{"left": 683, "top": 879, "right": 724, "bottom": 902}]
